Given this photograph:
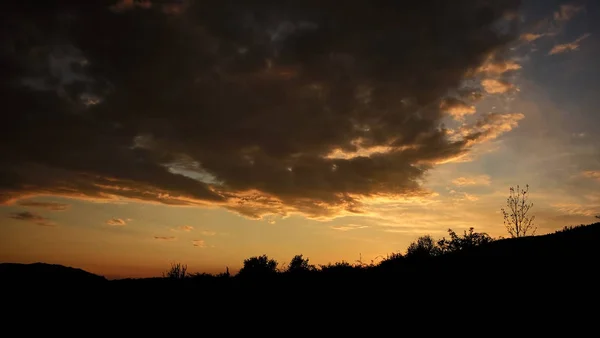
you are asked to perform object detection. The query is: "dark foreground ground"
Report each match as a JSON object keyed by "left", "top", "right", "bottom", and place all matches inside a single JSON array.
[{"left": 2, "top": 223, "right": 600, "bottom": 329}]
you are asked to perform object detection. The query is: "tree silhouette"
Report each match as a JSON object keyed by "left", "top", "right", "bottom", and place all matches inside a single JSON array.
[
  {"left": 501, "top": 184, "right": 536, "bottom": 238},
  {"left": 286, "top": 254, "right": 315, "bottom": 273},
  {"left": 238, "top": 254, "right": 278, "bottom": 277},
  {"left": 405, "top": 235, "right": 441, "bottom": 259}
]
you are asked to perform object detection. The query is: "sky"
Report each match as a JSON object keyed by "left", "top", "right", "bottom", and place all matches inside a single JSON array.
[{"left": 1, "top": 0, "right": 599, "bottom": 279}]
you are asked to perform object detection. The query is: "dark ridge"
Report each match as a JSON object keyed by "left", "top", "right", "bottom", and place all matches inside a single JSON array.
[{"left": 0, "top": 262, "right": 107, "bottom": 285}]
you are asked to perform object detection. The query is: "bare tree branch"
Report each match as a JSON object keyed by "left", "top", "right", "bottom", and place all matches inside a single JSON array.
[{"left": 501, "top": 184, "right": 536, "bottom": 238}]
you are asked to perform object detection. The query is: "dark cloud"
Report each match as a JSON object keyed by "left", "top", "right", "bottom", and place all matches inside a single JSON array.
[
  {"left": 154, "top": 236, "right": 177, "bottom": 241},
  {"left": 17, "top": 200, "right": 70, "bottom": 211},
  {"left": 9, "top": 211, "right": 56, "bottom": 226},
  {"left": 1, "top": 0, "right": 523, "bottom": 219}
]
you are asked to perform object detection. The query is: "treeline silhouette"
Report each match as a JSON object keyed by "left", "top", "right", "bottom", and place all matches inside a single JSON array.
[
  {"left": 4, "top": 222, "right": 600, "bottom": 325},
  {"left": 149, "top": 222, "right": 599, "bottom": 286},
  {"left": 5, "top": 222, "right": 598, "bottom": 291}
]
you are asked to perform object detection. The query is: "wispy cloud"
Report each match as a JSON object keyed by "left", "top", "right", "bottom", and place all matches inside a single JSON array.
[
  {"left": 582, "top": 171, "right": 600, "bottom": 181},
  {"left": 106, "top": 218, "right": 127, "bottom": 226},
  {"left": 449, "top": 191, "right": 480, "bottom": 202},
  {"left": 192, "top": 239, "right": 205, "bottom": 247},
  {"left": 552, "top": 203, "right": 599, "bottom": 217},
  {"left": 520, "top": 33, "right": 545, "bottom": 42},
  {"left": 554, "top": 4, "right": 584, "bottom": 22},
  {"left": 200, "top": 230, "right": 217, "bottom": 236},
  {"left": 549, "top": 33, "right": 591, "bottom": 55},
  {"left": 17, "top": 200, "right": 70, "bottom": 211},
  {"left": 154, "top": 236, "right": 176, "bottom": 241},
  {"left": 452, "top": 175, "right": 492, "bottom": 186},
  {"left": 9, "top": 211, "right": 56, "bottom": 226},
  {"left": 176, "top": 225, "right": 194, "bottom": 232},
  {"left": 331, "top": 224, "right": 369, "bottom": 231},
  {"left": 458, "top": 113, "right": 525, "bottom": 146}
]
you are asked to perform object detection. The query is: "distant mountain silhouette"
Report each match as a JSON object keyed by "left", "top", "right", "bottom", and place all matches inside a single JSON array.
[{"left": 0, "top": 262, "right": 107, "bottom": 285}]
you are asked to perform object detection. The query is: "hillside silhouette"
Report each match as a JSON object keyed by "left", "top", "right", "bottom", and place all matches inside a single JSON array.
[
  {"left": 0, "top": 262, "right": 107, "bottom": 285},
  {"left": 4, "top": 223, "right": 599, "bottom": 297},
  {"left": 3, "top": 223, "right": 599, "bottom": 330}
]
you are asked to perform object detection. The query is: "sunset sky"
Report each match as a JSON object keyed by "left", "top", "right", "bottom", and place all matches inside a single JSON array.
[{"left": 1, "top": 0, "right": 599, "bottom": 279}]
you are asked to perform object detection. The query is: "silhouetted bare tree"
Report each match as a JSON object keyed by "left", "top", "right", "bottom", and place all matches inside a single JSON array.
[
  {"left": 163, "top": 263, "right": 187, "bottom": 279},
  {"left": 501, "top": 184, "right": 536, "bottom": 238}
]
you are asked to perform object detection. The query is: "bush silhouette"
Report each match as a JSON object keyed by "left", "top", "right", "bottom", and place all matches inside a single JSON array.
[
  {"left": 237, "top": 254, "right": 278, "bottom": 278},
  {"left": 437, "top": 228, "right": 493, "bottom": 254},
  {"left": 319, "top": 261, "right": 355, "bottom": 273},
  {"left": 405, "top": 235, "right": 441, "bottom": 259},
  {"left": 377, "top": 252, "right": 405, "bottom": 270}
]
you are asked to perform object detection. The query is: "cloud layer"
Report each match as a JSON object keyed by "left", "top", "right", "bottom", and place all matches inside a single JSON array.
[
  {"left": 9, "top": 211, "right": 55, "bottom": 226},
  {"left": 16, "top": 200, "right": 70, "bottom": 211},
  {"left": 1, "top": 0, "right": 523, "bottom": 220}
]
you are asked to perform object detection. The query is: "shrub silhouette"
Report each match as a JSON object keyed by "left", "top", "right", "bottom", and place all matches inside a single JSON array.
[
  {"left": 437, "top": 228, "right": 493, "bottom": 254},
  {"left": 237, "top": 254, "right": 278, "bottom": 278},
  {"left": 163, "top": 263, "right": 187, "bottom": 280},
  {"left": 377, "top": 252, "right": 405, "bottom": 270},
  {"left": 319, "top": 261, "right": 355, "bottom": 273}
]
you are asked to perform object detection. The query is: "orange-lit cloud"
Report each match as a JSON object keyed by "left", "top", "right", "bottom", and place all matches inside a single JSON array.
[
  {"left": 331, "top": 224, "right": 369, "bottom": 231},
  {"left": 481, "top": 79, "right": 515, "bottom": 94},
  {"left": 520, "top": 33, "right": 544, "bottom": 42},
  {"left": 582, "top": 171, "right": 600, "bottom": 181},
  {"left": 439, "top": 97, "right": 476, "bottom": 119},
  {"left": 459, "top": 113, "right": 525, "bottom": 146},
  {"left": 452, "top": 175, "right": 492, "bottom": 186},
  {"left": 549, "top": 33, "right": 591, "bottom": 55},
  {"left": 9, "top": 211, "right": 56, "bottom": 227},
  {"left": 478, "top": 60, "right": 521, "bottom": 75},
  {"left": 106, "top": 218, "right": 126, "bottom": 226},
  {"left": 17, "top": 200, "right": 70, "bottom": 211},
  {"left": 463, "top": 193, "right": 480, "bottom": 202},
  {"left": 177, "top": 225, "right": 194, "bottom": 232},
  {"left": 192, "top": 239, "right": 205, "bottom": 247}
]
